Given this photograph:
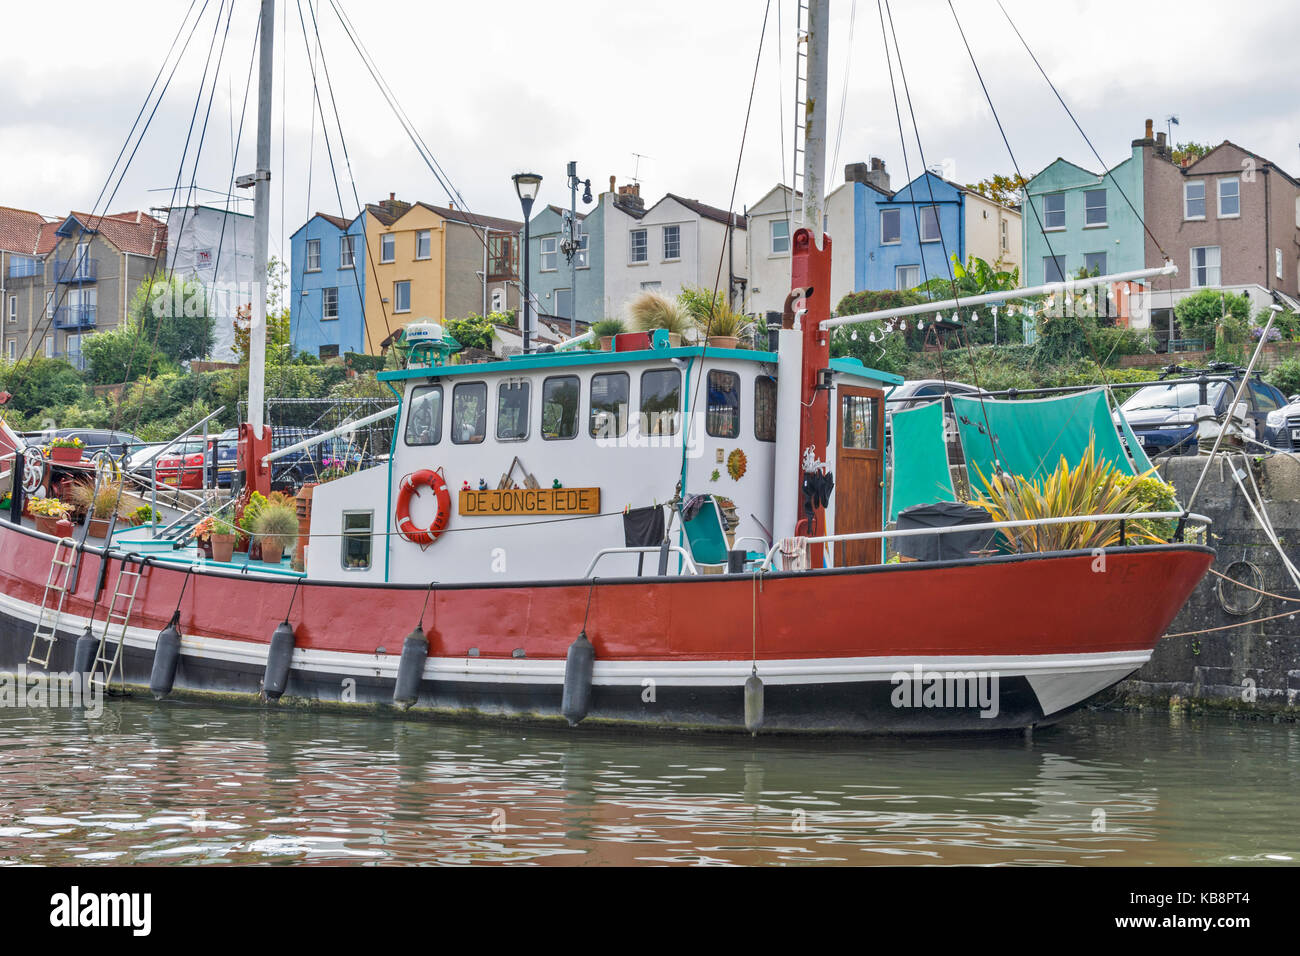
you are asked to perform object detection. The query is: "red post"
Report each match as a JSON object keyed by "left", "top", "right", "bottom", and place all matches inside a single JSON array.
[
  {"left": 237, "top": 422, "right": 273, "bottom": 501},
  {"left": 791, "top": 228, "right": 832, "bottom": 565}
]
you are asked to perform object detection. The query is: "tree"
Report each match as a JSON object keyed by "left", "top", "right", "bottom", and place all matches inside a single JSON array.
[
  {"left": 1172, "top": 142, "right": 1213, "bottom": 165},
  {"left": 0, "top": 356, "right": 84, "bottom": 416},
  {"left": 1174, "top": 289, "right": 1251, "bottom": 350},
  {"left": 831, "top": 289, "right": 925, "bottom": 374},
  {"left": 81, "top": 321, "right": 172, "bottom": 385},
  {"left": 443, "top": 313, "right": 497, "bottom": 352},
  {"left": 233, "top": 258, "right": 292, "bottom": 365},
  {"left": 916, "top": 254, "right": 1025, "bottom": 346},
  {"left": 964, "top": 173, "right": 1029, "bottom": 207},
  {"left": 131, "top": 272, "right": 215, "bottom": 365}
]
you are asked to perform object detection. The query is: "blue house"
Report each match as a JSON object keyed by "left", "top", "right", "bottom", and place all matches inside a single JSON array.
[
  {"left": 290, "top": 211, "right": 367, "bottom": 358},
  {"left": 859, "top": 171, "right": 967, "bottom": 292}
]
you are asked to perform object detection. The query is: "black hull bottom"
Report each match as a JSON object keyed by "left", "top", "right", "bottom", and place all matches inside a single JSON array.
[{"left": 0, "top": 609, "right": 1059, "bottom": 737}]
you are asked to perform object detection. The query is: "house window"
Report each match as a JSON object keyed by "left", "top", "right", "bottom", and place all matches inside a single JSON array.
[
  {"left": 541, "top": 375, "right": 579, "bottom": 440},
  {"left": 555, "top": 288, "right": 573, "bottom": 320},
  {"left": 1218, "top": 178, "right": 1240, "bottom": 218},
  {"left": 880, "top": 208, "right": 901, "bottom": 245},
  {"left": 45, "top": 291, "right": 54, "bottom": 319},
  {"left": 755, "top": 375, "right": 777, "bottom": 442},
  {"left": 415, "top": 229, "right": 431, "bottom": 260},
  {"left": 1190, "top": 246, "right": 1221, "bottom": 287},
  {"left": 341, "top": 512, "right": 373, "bottom": 571},
  {"left": 1084, "top": 189, "right": 1107, "bottom": 226},
  {"left": 339, "top": 235, "right": 355, "bottom": 268},
  {"left": 490, "top": 288, "right": 506, "bottom": 312},
  {"left": 540, "top": 236, "right": 558, "bottom": 271},
  {"left": 319, "top": 345, "right": 339, "bottom": 360},
  {"left": 896, "top": 265, "right": 920, "bottom": 290},
  {"left": 629, "top": 229, "right": 648, "bottom": 264},
  {"left": 576, "top": 232, "right": 589, "bottom": 268},
  {"left": 705, "top": 369, "right": 740, "bottom": 438},
  {"left": 451, "top": 382, "right": 487, "bottom": 444},
  {"left": 44, "top": 336, "right": 53, "bottom": 358},
  {"left": 393, "top": 280, "right": 410, "bottom": 313},
  {"left": 1043, "top": 193, "right": 1066, "bottom": 230},
  {"left": 1044, "top": 255, "right": 1066, "bottom": 283},
  {"left": 6, "top": 295, "right": 14, "bottom": 324},
  {"left": 1184, "top": 181, "right": 1206, "bottom": 220},
  {"left": 640, "top": 281, "right": 662, "bottom": 291},
  {"left": 1277, "top": 247, "right": 1284, "bottom": 280},
  {"left": 770, "top": 219, "right": 790, "bottom": 255},
  {"left": 5, "top": 339, "right": 13, "bottom": 360},
  {"left": 1000, "top": 218, "right": 1008, "bottom": 251},
  {"left": 1083, "top": 252, "right": 1107, "bottom": 276},
  {"left": 306, "top": 239, "right": 321, "bottom": 272},
  {"left": 380, "top": 233, "right": 395, "bottom": 263},
  {"left": 589, "top": 372, "right": 629, "bottom": 439},
  {"left": 918, "top": 205, "right": 941, "bottom": 242},
  {"left": 322, "top": 287, "right": 339, "bottom": 320},
  {"left": 662, "top": 224, "right": 681, "bottom": 261},
  {"left": 496, "top": 381, "right": 530, "bottom": 441},
  {"left": 404, "top": 385, "right": 443, "bottom": 446},
  {"left": 640, "top": 368, "right": 681, "bottom": 437}
]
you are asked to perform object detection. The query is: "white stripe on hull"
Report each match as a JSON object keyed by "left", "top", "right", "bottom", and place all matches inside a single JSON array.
[{"left": 0, "top": 589, "right": 1149, "bottom": 715}]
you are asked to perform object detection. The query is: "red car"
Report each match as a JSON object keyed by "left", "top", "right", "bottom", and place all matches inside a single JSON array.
[{"left": 152, "top": 439, "right": 210, "bottom": 490}]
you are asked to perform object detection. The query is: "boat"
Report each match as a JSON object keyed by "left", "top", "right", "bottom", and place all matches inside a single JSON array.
[{"left": 0, "top": 0, "right": 1214, "bottom": 736}]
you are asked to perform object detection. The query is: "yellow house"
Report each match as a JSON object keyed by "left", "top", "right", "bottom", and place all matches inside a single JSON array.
[{"left": 363, "top": 196, "right": 447, "bottom": 351}]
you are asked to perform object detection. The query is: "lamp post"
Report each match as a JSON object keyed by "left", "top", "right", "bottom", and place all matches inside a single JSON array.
[{"left": 512, "top": 172, "right": 542, "bottom": 353}]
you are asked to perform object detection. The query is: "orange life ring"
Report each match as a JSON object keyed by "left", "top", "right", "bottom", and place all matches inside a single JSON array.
[{"left": 395, "top": 469, "right": 450, "bottom": 549}]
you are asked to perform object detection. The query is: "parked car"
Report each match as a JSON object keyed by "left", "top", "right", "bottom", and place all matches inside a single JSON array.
[
  {"left": 152, "top": 439, "right": 210, "bottom": 490},
  {"left": 1118, "top": 370, "right": 1287, "bottom": 457},
  {"left": 1259, "top": 395, "right": 1300, "bottom": 451},
  {"left": 212, "top": 428, "right": 239, "bottom": 488},
  {"left": 886, "top": 379, "right": 990, "bottom": 463},
  {"left": 54, "top": 428, "right": 141, "bottom": 459}
]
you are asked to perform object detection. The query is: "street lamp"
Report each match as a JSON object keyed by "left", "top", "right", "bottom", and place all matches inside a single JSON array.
[{"left": 513, "top": 172, "right": 542, "bottom": 353}]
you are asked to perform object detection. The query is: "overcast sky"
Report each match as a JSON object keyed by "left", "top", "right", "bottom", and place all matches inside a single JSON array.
[{"left": 3, "top": 0, "right": 1298, "bottom": 264}]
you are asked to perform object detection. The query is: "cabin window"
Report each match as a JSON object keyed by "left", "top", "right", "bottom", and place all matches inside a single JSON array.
[
  {"left": 590, "top": 371, "right": 630, "bottom": 439},
  {"left": 705, "top": 370, "right": 740, "bottom": 438},
  {"left": 541, "top": 375, "right": 580, "bottom": 440},
  {"left": 341, "top": 511, "right": 373, "bottom": 571},
  {"left": 640, "top": 368, "right": 681, "bottom": 437},
  {"left": 404, "top": 385, "right": 444, "bottom": 446},
  {"left": 451, "top": 382, "right": 487, "bottom": 444},
  {"left": 496, "top": 381, "right": 530, "bottom": 441},
  {"left": 755, "top": 375, "right": 777, "bottom": 442},
  {"left": 841, "top": 393, "right": 879, "bottom": 450}
]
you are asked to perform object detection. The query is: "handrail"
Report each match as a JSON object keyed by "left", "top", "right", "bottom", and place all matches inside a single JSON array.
[
  {"left": 262, "top": 404, "right": 397, "bottom": 467},
  {"left": 758, "top": 510, "right": 1212, "bottom": 572},
  {"left": 584, "top": 546, "right": 700, "bottom": 578},
  {"left": 123, "top": 406, "right": 227, "bottom": 472}
]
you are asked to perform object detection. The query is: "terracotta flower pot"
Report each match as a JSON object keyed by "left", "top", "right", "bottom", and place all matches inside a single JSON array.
[
  {"left": 34, "top": 515, "right": 62, "bottom": 536},
  {"left": 707, "top": 335, "right": 739, "bottom": 350},
  {"left": 261, "top": 540, "right": 284, "bottom": 565},
  {"left": 87, "top": 517, "right": 111, "bottom": 539},
  {"left": 49, "top": 446, "right": 82, "bottom": 464},
  {"left": 600, "top": 336, "right": 615, "bottom": 351},
  {"left": 54, "top": 518, "right": 75, "bottom": 538},
  {"left": 210, "top": 533, "right": 236, "bottom": 563}
]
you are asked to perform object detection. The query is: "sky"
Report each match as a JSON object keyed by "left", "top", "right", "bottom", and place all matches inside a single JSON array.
[{"left": 2, "top": 0, "right": 1298, "bottom": 267}]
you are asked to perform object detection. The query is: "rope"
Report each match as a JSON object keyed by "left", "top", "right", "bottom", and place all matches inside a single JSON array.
[
  {"left": 1206, "top": 567, "right": 1300, "bottom": 605},
  {"left": 1165, "top": 607, "right": 1297, "bottom": 639},
  {"left": 283, "top": 575, "right": 303, "bottom": 624},
  {"left": 417, "top": 579, "right": 437, "bottom": 630},
  {"left": 169, "top": 564, "right": 198, "bottom": 627}
]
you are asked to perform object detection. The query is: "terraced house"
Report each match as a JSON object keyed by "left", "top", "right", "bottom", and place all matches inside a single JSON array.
[
  {"left": 289, "top": 211, "right": 368, "bottom": 359},
  {"left": 1, "top": 208, "right": 166, "bottom": 369},
  {"left": 1, "top": 205, "right": 50, "bottom": 365}
]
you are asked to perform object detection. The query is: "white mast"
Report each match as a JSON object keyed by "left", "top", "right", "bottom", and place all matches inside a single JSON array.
[
  {"left": 246, "top": 0, "right": 275, "bottom": 438},
  {"left": 801, "top": 0, "right": 829, "bottom": 246}
]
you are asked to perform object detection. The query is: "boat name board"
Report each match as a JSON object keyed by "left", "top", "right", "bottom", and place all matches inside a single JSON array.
[{"left": 458, "top": 488, "right": 601, "bottom": 516}]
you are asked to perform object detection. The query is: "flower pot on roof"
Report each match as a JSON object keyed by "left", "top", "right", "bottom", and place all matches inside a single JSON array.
[{"left": 47, "top": 438, "right": 84, "bottom": 464}]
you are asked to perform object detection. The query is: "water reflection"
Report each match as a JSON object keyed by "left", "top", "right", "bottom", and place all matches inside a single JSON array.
[{"left": 0, "top": 702, "right": 1294, "bottom": 866}]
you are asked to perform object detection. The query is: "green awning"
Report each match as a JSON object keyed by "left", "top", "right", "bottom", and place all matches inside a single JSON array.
[{"left": 888, "top": 400, "right": 957, "bottom": 522}]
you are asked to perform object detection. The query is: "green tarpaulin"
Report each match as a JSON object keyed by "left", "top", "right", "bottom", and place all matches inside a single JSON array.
[
  {"left": 888, "top": 400, "right": 957, "bottom": 522},
  {"left": 952, "top": 388, "right": 1138, "bottom": 488}
]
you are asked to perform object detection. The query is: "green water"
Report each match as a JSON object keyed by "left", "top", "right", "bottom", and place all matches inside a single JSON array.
[{"left": 0, "top": 703, "right": 1295, "bottom": 865}]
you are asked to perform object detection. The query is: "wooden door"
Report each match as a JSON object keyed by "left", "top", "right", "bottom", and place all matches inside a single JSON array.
[{"left": 834, "top": 385, "right": 884, "bottom": 566}]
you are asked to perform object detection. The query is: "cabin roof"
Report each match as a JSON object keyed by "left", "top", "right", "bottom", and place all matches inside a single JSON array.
[{"left": 378, "top": 346, "right": 902, "bottom": 385}]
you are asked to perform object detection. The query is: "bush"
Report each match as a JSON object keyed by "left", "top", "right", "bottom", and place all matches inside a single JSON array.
[
  {"left": 443, "top": 314, "right": 496, "bottom": 352},
  {"left": 0, "top": 357, "right": 85, "bottom": 416},
  {"left": 1266, "top": 359, "right": 1300, "bottom": 399},
  {"left": 1174, "top": 289, "right": 1251, "bottom": 348}
]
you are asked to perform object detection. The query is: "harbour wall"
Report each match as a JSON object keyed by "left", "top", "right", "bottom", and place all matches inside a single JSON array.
[{"left": 1115, "top": 453, "right": 1300, "bottom": 717}]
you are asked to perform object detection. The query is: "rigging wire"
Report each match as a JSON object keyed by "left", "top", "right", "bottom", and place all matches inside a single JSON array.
[{"left": 829, "top": 0, "right": 857, "bottom": 176}]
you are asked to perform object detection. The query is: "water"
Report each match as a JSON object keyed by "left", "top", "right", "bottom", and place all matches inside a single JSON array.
[{"left": 0, "top": 702, "right": 1295, "bottom": 866}]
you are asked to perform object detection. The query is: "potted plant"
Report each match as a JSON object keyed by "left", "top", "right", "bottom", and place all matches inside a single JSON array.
[
  {"left": 628, "top": 291, "right": 691, "bottom": 347},
  {"left": 67, "top": 479, "right": 133, "bottom": 539},
  {"left": 253, "top": 501, "right": 299, "bottom": 565},
  {"left": 130, "top": 504, "right": 161, "bottom": 527},
  {"left": 238, "top": 491, "right": 268, "bottom": 556},
  {"left": 46, "top": 436, "right": 85, "bottom": 464},
  {"left": 696, "top": 301, "right": 750, "bottom": 350},
  {"left": 29, "top": 497, "right": 72, "bottom": 536},
  {"left": 203, "top": 515, "right": 238, "bottom": 563},
  {"left": 591, "top": 318, "right": 626, "bottom": 351}
]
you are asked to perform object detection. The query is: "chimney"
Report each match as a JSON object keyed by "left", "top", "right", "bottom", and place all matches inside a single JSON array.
[
  {"left": 609, "top": 175, "right": 616, "bottom": 193},
  {"left": 1145, "top": 118, "right": 1154, "bottom": 140},
  {"left": 448, "top": 200, "right": 455, "bottom": 210},
  {"left": 389, "top": 192, "right": 395, "bottom": 202},
  {"left": 615, "top": 181, "right": 644, "bottom": 211},
  {"left": 1132, "top": 118, "right": 1157, "bottom": 149},
  {"left": 844, "top": 158, "right": 891, "bottom": 193},
  {"left": 1156, "top": 131, "right": 1167, "bottom": 158}
]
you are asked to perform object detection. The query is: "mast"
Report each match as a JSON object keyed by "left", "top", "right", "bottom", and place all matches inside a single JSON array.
[
  {"left": 238, "top": 0, "right": 276, "bottom": 496},
  {"left": 774, "top": 0, "right": 832, "bottom": 561}
]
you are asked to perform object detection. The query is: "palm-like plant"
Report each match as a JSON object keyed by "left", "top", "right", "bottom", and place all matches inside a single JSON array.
[
  {"left": 968, "top": 437, "right": 1166, "bottom": 552},
  {"left": 627, "top": 291, "right": 692, "bottom": 336}
]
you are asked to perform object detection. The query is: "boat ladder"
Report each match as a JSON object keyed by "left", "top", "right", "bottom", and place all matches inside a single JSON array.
[
  {"left": 88, "top": 555, "right": 146, "bottom": 691},
  {"left": 26, "top": 537, "right": 79, "bottom": 668}
]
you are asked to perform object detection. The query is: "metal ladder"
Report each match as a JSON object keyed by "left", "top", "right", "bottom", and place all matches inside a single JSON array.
[
  {"left": 791, "top": 0, "right": 810, "bottom": 225},
  {"left": 27, "top": 537, "right": 79, "bottom": 668},
  {"left": 88, "top": 555, "right": 146, "bottom": 691}
]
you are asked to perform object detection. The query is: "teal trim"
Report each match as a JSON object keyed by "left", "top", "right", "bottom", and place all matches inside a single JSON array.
[
  {"left": 378, "top": 346, "right": 779, "bottom": 382},
  {"left": 677, "top": 356, "right": 695, "bottom": 573},
  {"left": 383, "top": 379, "right": 403, "bottom": 583},
  {"left": 829, "top": 356, "right": 904, "bottom": 386}
]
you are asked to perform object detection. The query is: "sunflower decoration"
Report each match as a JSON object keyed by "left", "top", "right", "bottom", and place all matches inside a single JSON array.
[{"left": 726, "top": 448, "right": 747, "bottom": 481}]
